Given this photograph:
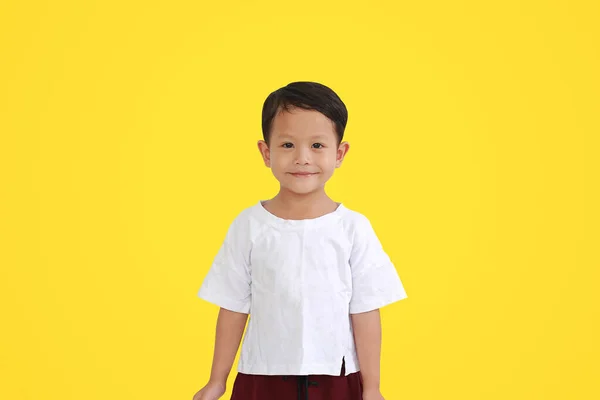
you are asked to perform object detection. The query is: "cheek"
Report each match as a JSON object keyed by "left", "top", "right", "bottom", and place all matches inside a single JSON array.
[
  {"left": 270, "top": 151, "right": 282, "bottom": 163},
  {"left": 318, "top": 152, "right": 338, "bottom": 169},
  {"left": 269, "top": 152, "right": 288, "bottom": 172}
]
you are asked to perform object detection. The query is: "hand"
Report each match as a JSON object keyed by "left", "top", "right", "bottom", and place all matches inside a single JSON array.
[
  {"left": 363, "top": 388, "right": 385, "bottom": 400},
  {"left": 192, "top": 380, "right": 226, "bottom": 400}
]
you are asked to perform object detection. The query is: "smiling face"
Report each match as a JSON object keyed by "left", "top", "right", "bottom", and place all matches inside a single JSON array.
[{"left": 258, "top": 106, "right": 349, "bottom": 196}]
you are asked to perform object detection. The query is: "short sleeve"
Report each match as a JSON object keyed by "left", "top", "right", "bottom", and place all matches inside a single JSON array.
[
  {"left": 197, "top": 214, "right": 252, "bottom": 314},
  {"left": 349, "top": 215, "right": 408, "bottom": 314}
]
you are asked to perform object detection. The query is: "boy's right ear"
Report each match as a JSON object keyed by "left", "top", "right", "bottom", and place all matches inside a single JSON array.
[{"left": 257, "top": 140, "right": 271, "bottom": 168}]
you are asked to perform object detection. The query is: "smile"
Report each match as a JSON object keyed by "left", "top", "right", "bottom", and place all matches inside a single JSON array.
[{"left": 290, "top": 173, "right": 317, "bottom": 178}]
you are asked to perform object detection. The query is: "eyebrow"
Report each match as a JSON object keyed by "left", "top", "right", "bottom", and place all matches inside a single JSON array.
[{"left": 276, "top": 134, "right": 331, "bottom": 141}]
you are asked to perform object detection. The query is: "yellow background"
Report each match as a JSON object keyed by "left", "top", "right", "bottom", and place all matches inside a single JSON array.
[{"left": 1, "top": 1, "right": 598, "bottom": 399}]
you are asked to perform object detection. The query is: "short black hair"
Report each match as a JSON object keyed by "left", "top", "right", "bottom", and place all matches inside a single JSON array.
[{"left": 261, "top": 81, "right": 348, "bottom": 146}]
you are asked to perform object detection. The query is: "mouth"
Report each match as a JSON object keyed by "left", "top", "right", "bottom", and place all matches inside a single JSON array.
[{"left": 289, "top": 172, "right": 318, "bottom": 178}]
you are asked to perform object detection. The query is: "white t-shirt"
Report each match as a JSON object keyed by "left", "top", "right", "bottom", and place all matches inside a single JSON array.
[{"left": 197, "top": 200, "right": 408, "bottom": 376}]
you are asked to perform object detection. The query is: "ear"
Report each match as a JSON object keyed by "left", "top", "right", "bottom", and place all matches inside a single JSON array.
[
  {"left": 257, "top": 140, "right": 271, "bottom": 167},
  {"left": 335, "top": 141, "right": 350, "bottom": 168}
]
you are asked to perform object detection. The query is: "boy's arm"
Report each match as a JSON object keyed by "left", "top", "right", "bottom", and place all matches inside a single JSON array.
[
  {"left": 351, "top": 309, "right": 382, "bottom": 393},
  {"left": 208, "top": 307, "right": 249, "bottom": 387}
]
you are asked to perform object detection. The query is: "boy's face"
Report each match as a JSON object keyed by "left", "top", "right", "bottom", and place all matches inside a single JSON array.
[{"left": 258, "top": 107, "right": 349, "bottom": 196}]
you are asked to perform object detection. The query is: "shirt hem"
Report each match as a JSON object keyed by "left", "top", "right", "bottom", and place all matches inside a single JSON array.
[
  {"left": 237, "top": 362, "right": 360, "bottom": 376},
  {"left": 197, "top": 288, "right": 251, "bottom": 314},
  {"left": 349, "top": 292, "right": 408, "bottom": 314}
]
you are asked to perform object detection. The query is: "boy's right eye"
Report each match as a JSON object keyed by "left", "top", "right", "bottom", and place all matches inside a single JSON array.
[{"left": 282, "top": 143, "right": 293, "bottom": 148}]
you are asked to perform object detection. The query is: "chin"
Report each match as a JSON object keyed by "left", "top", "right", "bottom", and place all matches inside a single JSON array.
[{"left": 282, "top": 183, "right": 324, "bottom": 195}]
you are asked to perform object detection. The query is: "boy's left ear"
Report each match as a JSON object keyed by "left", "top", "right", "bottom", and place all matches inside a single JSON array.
[{"left": 335, "top": 141, "right": 350, "bottom": 168}]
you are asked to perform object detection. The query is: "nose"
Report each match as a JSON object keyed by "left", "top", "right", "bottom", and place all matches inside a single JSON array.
[{"left": 294, "top": 146, "right": 311, "bottom": 165}]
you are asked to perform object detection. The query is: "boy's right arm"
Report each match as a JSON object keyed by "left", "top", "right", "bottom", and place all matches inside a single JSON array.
[
  {"left": 193, "top": 307, "right": 249, "bottom": 400},
  {"left": 209, "top": 307, "right": 249, "bottom": 385}
]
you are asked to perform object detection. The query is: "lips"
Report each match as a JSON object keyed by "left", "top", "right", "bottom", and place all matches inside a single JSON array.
[{"left": 289, "top": 172, "right": 317, "bottom": 177}]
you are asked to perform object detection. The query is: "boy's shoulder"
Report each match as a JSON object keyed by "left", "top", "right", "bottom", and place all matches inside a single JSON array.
[
  {"left": 337, "top": 204, "right": 377, "bottom": 236},
  {"left": 337, "top": 203, "right": 370, "bottom": 223},
  {"left": 224, "top": 201, "right": 262, "bottom": 229}
]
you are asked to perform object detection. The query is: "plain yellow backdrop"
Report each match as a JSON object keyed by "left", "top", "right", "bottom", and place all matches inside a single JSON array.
[{"left": 1, "top": 1, "right": 598, "bottom": 399}]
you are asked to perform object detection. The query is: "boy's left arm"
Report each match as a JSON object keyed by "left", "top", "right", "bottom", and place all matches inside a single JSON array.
[{"left": 351, "top": 309, "right": 386, "bottom": 400}]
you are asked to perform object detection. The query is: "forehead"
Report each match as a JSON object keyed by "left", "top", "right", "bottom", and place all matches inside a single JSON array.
[{"left": 270, "top": 107, "right": 337, "bottom": 141}]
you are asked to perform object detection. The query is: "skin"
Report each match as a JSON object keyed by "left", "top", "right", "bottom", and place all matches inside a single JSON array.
[
  {"left": 352, "top": 309, "right": 385, "bottom": 400},
  {"left": 257, "top": 106, "right": 349, "bottom": 218},
  {"left": 193, "top": 106, "right": 386, "bottom": 400},
  {"left": 193, "top": 308, "right": 248, "bottom": 400}
]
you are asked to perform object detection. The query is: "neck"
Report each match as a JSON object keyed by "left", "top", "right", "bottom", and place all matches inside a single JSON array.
[{"left": 268, "top": 188, "right": 337, "bottom": 219}]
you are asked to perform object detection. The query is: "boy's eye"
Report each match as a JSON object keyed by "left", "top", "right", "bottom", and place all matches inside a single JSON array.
[{"left": 281, "top": 142, "right": 324, "bottom": 149}]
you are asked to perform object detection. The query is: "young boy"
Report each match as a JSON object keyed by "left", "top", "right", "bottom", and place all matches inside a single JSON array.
[{"left": 193, "top": 81, "right": 408, "bottom": 400}]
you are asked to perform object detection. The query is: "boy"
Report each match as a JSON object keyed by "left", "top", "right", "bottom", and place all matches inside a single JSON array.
[{"left": 193, "top": 81, "right": 408, "bottom": 400}]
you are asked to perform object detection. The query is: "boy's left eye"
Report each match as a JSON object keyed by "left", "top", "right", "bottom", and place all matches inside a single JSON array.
[{"left": 312, "top": 143, "right": 324, "bottom": 149}]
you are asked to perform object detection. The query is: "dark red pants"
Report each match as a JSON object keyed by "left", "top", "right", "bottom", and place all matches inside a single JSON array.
[
  {"left": 230, "top": 372, "right": 363, "bottom": 400},
  {"left": 230, "top": 361, "right": 363, "bottom": 400}
]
